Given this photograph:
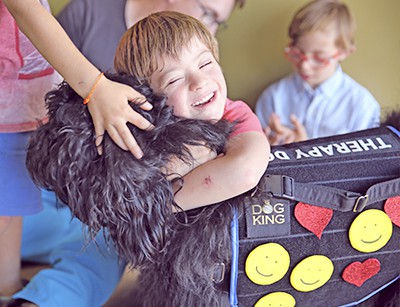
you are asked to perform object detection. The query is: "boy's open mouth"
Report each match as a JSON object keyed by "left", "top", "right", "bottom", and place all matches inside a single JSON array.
[{"left": 192, "top": 92, "right": 215, "bottom": 107}]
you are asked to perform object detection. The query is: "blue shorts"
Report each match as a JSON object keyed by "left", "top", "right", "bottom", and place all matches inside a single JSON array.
[{"left": 0, "top": 132, "right": 42, "bottom": 216}]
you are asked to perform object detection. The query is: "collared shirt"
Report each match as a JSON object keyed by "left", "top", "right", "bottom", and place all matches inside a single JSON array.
[{"left": 255, "top": 66, "right": 380, "bottom": 139}]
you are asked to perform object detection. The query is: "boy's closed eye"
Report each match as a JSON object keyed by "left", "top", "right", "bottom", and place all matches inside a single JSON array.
[
  {"left": 200, "top": 61, "right": 212, "bottom": 69},
  {"left": 167, "top": 77, "right": 183, "bottom": 87}
]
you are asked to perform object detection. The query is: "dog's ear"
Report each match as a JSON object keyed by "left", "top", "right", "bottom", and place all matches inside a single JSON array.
[
  {"left": 26, "top": 82, "right": 97, "bottom": 206},
  {"left": 26, "top": 83, "right": 98, "bottom": 213},
  {"left": 26, "top": 77, "right": 177, "bottom": 265},
  {"left": 381, "top": 109, "right": 400, "bottom": 131}
]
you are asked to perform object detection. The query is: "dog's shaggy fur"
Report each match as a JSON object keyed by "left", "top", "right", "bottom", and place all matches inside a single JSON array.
[
  {"left": 382, "top": 109, "right": 400, "bottom": 130},
  {"left": 131, "top": 201, "right": 243, "bottom": 306},
  {"left": 26, "top": 73, "right": 234, "bottom": 267}
]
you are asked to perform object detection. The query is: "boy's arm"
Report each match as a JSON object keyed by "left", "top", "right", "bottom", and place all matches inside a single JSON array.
[
  {"left": 163, "top": 144, "right": 218, "bottom": 181},
  {"left": 173, "top": 131, "right": 270, "bottom": 211},
  {"left": 3, "top": 0, "right": 152, "bottom": 158}
]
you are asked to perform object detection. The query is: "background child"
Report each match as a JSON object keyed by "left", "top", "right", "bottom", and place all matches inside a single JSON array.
[
  {"left": 115, "top": 11, "right": 270, "bottom": 210},
  {"left": 255, "top": 0, "right": 380, "bottom": 145},
  {"left": 0, "top": 0, "right": 61, "bottom": 300}
]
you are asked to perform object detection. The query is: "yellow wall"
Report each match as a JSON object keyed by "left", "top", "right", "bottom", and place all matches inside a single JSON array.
[{"left": 50, "top": 0, "right": 400, "bottom": 115}]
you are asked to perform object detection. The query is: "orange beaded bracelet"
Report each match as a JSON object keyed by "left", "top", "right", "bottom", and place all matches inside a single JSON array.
[{"left": 83, "top": 72, "right": 104, "bottom": 105}]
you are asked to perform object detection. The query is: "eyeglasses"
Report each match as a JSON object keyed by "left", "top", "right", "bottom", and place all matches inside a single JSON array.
[
  {"left": 284, "top": 46, "right": 341, "bottom": 68},
  {"left": 194, "top": 0, "right": 227, "bottom": 30}
]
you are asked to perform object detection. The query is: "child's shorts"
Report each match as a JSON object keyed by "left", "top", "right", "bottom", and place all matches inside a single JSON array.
[{"left": 0, "top": 132, "right": 42, "bottom": 216}]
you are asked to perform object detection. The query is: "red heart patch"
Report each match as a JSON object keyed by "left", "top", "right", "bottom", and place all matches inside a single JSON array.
[
  {"left": 342, "top": 258, "right": 381, "bottom": 287},
  {"left": 384, "top": 196, "right": 400, "bottom": 227},
  {"left": 294, "top": 202, "right": 333, "bottom": 239}
]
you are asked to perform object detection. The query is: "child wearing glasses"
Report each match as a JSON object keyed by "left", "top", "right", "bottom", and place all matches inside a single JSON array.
[{"left": 255, "top": 0, "right": 380, "bottom": 145}]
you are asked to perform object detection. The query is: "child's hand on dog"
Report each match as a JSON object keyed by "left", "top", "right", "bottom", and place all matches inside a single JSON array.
[{"left": 88, "top": 76, "right": 154, "bottom": 159}]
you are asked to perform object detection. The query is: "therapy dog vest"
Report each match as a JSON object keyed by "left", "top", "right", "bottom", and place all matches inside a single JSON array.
[
  {"left": 230, "top": 126, "right": 400, "bottom": 307},
  {"left": 129, "top": 126, "right": 399, "bottom": 307}
]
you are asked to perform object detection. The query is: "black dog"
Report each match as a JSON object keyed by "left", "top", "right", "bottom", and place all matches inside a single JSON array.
[{"left": 26, "top": 73, "right": 234, "bottom": 267}]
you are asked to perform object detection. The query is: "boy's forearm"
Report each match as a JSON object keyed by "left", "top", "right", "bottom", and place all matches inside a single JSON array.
[
  {"left": 164, "top": 144, "right": 218, "bottom": 180},
  {"left": 3, "top": 0, "right": 100, "bottom": 98},
  {"left": 173, "top": 132, "right": 270, "bottom": 211}
]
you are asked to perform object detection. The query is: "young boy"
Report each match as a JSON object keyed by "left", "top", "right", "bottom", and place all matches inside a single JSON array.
[
  {"left": 255, "top": 0, "right": 380, "bottom": 145},
  {"left": 114, "top": 11, "right": 270, "bottom": 210},
  {"left": 0, "top": 0, "right": 61, "bottom": 300}
]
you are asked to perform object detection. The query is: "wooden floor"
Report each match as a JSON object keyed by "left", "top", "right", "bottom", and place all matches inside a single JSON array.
[{"left": 103, "top": 268, "right": 139, "bottom": 307}]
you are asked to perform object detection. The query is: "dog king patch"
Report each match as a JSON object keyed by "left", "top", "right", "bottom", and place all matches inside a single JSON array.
[{"left": 245, "top": 196, "right": 290, "bottom": 238}]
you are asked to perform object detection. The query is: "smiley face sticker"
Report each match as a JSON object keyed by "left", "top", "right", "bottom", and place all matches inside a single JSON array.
[
  {"left": 254, "top": 292, "right": 296, "bottom": 307},
  {"left": 349, "top": 209, "right": 393, "bottom": 253},
  {"left": 290, "top": 255, "right": 334, "bottom": 292},
  {"left": 245, "top": 243, "right": 290, "bottom": 285}
]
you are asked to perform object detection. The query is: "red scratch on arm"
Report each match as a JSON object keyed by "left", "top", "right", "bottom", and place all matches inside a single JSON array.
[{"left": 203, "top": 176, "right": 212, "bottom": 186}]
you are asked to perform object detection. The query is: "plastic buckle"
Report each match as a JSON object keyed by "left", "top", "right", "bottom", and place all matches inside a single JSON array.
[
  {"left": 261, "top": 174, "right": 294, "bottom": 200},
  {"left": 353, "top": 194, "right": 369, "bottom": 212}
]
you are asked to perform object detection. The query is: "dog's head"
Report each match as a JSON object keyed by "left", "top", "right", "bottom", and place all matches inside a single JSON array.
[{"left": 26, "top": 73, "right": 233, "bottom": 265}]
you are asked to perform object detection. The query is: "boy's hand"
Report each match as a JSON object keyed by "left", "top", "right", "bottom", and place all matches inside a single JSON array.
[
  {"left": 265, "top": 113, "right": 308, "bottom": 145},
  {"left": 88, "top": 77, "right": 154, "bottom": 159}
]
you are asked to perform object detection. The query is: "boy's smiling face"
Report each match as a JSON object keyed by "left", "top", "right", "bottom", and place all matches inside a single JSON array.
[{"left": 150, "top": 38, "right": 227, "bottom": 121}]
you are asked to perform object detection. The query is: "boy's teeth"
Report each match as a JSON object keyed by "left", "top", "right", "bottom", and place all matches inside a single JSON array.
[{"left": 193, "top": 93, "right": 214, "bottom": 106}]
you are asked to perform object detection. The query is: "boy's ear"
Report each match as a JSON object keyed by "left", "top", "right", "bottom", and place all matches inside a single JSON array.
[{"left": 339, "top": 46, "right": 356, "bottom": 61}]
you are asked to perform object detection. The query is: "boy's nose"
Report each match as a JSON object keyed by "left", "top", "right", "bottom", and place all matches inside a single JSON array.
[
  {"left": 189, "top": 74, "right": 208, "bottom": 91},
  {"left": 298, "top": 58, "right": 314, "bottom": 70}
]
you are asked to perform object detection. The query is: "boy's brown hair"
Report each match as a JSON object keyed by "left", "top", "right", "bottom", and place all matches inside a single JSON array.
[
  {"left": 114, "top": 11, "right": 219, "bottom": 83},
  {"left": 288, "top": 0, "right": 356, "bottom": 51}
]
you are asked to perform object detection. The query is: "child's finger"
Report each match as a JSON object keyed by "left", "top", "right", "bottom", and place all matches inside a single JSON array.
[
  {"left": 290, "top": 114, "right": 308, "bottom": 141},
  {"left": 264, "top": 126, "right": 272, "bottom": 137}
]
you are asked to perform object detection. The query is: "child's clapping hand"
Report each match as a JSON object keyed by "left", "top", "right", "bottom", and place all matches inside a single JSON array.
[{"left": 265, "top": 113, "right": 307, "bottom": 145}]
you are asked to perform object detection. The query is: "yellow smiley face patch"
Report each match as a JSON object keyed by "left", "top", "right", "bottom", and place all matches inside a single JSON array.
[
  {"left": 254, "top": 292, "right": 296, "bottom": 307},
  {"left": 245, "top": 242, "right": 290, "bottom": 285},
  {"left": 290, "top": 255, "right": 334, "bottom": 292},
  {"left": 349, "top": 209, "right": 393, "bottom": 253}
]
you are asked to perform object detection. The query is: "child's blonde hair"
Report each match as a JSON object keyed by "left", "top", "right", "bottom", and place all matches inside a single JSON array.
[
  {"left": 114, "top": 11, "right": 219, "bottom": 82},
  {"left": 288, "top": 0, "right": 356, "bottom": 51}
]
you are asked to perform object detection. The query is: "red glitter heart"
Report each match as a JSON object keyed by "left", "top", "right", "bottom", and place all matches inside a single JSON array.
[
  {"left": 294, "top": 202, "right": 333, "bottom": 239},
  {"left": 342, "top": 258, "right": 381, "bottom": 287},
  {"left": 384, "top": 196, "right": 400, "bottom": 227}
]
